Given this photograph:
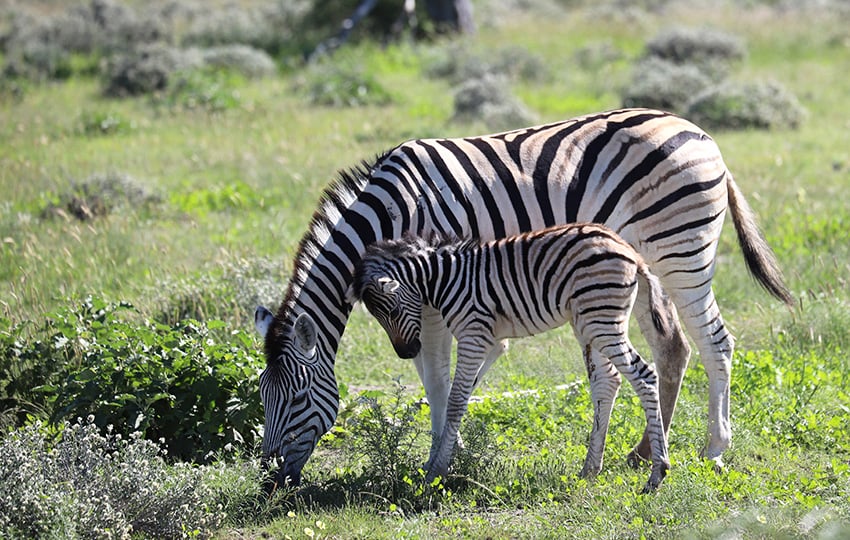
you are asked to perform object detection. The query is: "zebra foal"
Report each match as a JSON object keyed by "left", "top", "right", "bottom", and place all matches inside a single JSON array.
[{"left": 348, "top": 223, "right": 676, "bottom": 492}]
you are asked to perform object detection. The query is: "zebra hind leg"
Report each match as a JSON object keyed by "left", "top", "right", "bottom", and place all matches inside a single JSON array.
[
  {"left": 579, "top": 345, "right": 621, "bottom": 479},
  {"left": 627, "top": 292, "right": 691, "bottom": 468}
]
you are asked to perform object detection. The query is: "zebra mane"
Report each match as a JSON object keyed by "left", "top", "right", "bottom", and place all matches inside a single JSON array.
[{"left": 272, "top": 153, "right": 389, "bottom": 331}]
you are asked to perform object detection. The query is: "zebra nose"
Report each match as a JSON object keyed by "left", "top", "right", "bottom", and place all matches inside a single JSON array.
[{"left": 393, "top": 338, "right": 421, "bottom": 359}]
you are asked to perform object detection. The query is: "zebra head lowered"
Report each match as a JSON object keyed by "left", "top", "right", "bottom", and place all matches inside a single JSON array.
[
  {"left": 254, "top": 305, "right": 335, "bottom": 487},
  {"left": 347, "top": 238, "right": 432, "bottom": 359}
]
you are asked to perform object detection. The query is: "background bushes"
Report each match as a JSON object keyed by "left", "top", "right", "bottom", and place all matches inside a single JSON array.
[{"left": 622, "top": 25, "right": 805, "bottom": 130}]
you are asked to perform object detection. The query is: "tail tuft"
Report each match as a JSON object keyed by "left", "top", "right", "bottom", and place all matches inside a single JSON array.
[{"left": 727, "top": 174, "right": 794, "bottom": 307}]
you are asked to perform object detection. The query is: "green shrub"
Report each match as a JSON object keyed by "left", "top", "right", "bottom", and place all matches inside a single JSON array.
[
  {"left": 645, "top": 26, "right": 745, "bottom": 66},
  {"left": 299, "top": 62, "right": 393, "bottom": 107},
  {"left": 452, "top": 74, "right": 538, "bottom": 130},
  {"left": 686, "top": 80, "right": 806, "bottom": 130},
  {"left": 621, "top": 57, "right": 713, "bottom": 113},
  {"left": 160, "top": 67, "right": 245, "bottom": 112},
  {"left": 0, "top": 418, "right": 229, "bottom": 539},
  {"left": 201, "top": 45, "right": 277, "bottom": 79},
  {"left": 151, "top": 255, "right": 285, "bottom": 327},
  {"left": 1, "top": 297, "right": 264, "bottom": 462},
  {"left": 40, "top": 171, "right": 160, "bottom": 221},
  {"left": 103, "top": 43, "right": 203, "bottom": 97},
  {"left": 76, "top": 109, "right": 135, "bottom": 136},
  {"left": 427, "top": 44, "right": 551, "bottom": 83}
]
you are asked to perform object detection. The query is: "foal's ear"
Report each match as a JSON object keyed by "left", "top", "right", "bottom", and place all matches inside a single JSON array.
[
  {"left": 293, "top": 312, "right": 318, "bottom": 359},
  {"left": 254, "top": 306, "right": 274, "bottom": 339},
  {"left": 377, "top": 276, "right": 400, "bottom": 294}
]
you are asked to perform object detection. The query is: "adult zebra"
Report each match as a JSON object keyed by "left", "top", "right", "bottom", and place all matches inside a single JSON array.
[
  {"left": 349, "top": 225, "right": 677, "bottom": 492},
  {"left": 255, "top": 108, "right": 793, "bottom": 486}
]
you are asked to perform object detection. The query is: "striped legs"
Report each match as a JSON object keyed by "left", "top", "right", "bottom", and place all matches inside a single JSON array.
[
  {"left": 627, "top": 291, "right": 691, "bottom": 467},
  {"left": 580, "top": 345, "right": 621, "bottom": 479},
  {"left": 414, "top": 306, "right": 454, "bottom": 466},
  {"left": 668, "top": 285, "right": 734, "bottom": 468},
  {"left": 426, "top": 335, "right": 495, "bottom": 481},
  {"left": 581, "top": 334, "right": 670, "bottom": 492}
]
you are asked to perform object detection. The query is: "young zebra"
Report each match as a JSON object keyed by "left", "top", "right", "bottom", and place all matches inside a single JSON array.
[{"left": 348, "top": 224, "right": 676, "bottom": 492}]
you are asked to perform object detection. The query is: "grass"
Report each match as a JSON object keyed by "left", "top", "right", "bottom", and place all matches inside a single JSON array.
[{"left": 2, "top": 1, "right": 849, "bottom": 538}]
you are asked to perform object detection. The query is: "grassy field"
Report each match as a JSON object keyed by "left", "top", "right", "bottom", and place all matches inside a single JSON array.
[{"left": 1, "top": 1, "right": 849, "bottom": 538}]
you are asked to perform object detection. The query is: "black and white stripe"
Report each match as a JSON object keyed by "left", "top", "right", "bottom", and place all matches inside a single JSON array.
[
  {"left": 255, "top": 108, "right": 792, "bottom": 486},
  {"left": 350, "top": 225, "right": 675, "bottom": 491}
]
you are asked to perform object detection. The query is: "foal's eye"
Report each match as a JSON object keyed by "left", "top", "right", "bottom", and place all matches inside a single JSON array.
[{"left": 389, "top": 305, "right": 402, "bottom": 318}]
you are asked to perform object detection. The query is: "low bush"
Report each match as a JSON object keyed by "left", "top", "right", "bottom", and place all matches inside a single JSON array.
[
  {"left": 645, "top": 26, "right": 745, "bottom": 67},
  {"left": 0, "top": 418, "right": 234, "bottom": 539},
  {"left": 0, "top": 297, "right": 264, "bottom": 462},
  {"left": 76, "top": 109, "right": 135, "bottom": 136},
  {"left": 426, "top": 44, "right": 550, "bottom": 83},
  {"left": 103, "top": 43, "right": 203, "bottom": 97},
  {"left": 201, "top": 45, "right": 277, "bottom": 79},
  {"left": 40, "top": 171, "right": 160, "bottom": 221},
  {"left": 298, "top": 62, "right": 393, "bottom": 107},
  {"left": 151, "top": 255, "right": 285, "bottom": 327},
  {"left": 452, "top": 74, "right": 538, "bottom": 130},
  {"left": 621, "top": 57, "right": 713, "bottom": 113},
  {"left": 686, "top": 80, "right": 806, "bottom": 130}
]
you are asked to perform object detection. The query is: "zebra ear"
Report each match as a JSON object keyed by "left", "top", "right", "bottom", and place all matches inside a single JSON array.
[
  {"left": 293, "top": 312, "right": 318, "bottom": 358},
  {"left": 378, "top": 277, "right": 400, "bottom": 294},
  {"left": 254, "top": 306, "right": 274, "bottom": 339}
]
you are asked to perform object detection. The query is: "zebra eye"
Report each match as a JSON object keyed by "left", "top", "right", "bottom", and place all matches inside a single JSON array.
[{"left": 389, "top": 305, "right": 403, "bottom": 318}]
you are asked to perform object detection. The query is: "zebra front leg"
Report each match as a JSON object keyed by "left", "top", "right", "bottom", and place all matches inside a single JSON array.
[
  {"left": 415, "top": 306, "right": 454, "bottom": 468},
  {"left": 426, "top": 337, "right": 491, "bottom": 482},
  {"left": 579, "top": 345, "right": 621, "bottom": 478}
]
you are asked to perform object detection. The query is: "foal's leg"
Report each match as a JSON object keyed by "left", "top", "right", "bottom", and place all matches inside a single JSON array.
[
  {"left": 427, "top": 335, "right": 494, "bottom": 481},
  {"left": 602, "top": 338, "right": 670, "bottom": 491},
  {"left": 579, "top": 344, "right": 622, "bottom": 478},
  {"left": 414, "top": 306, "right": 454, "bottom": 465}
]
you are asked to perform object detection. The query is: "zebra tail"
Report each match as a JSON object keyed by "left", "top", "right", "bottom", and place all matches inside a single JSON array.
[
  {"left": 726, "top": 173, "right": 795, "bottom": 308},
  {"left": 639, "top": 264, "right": 674, "bottom": 339}
]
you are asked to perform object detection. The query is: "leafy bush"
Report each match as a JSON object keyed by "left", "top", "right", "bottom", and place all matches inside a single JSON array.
[
  {"left": 427, "top": 44, "right": 550, "bottom": 83},
  {"left": 645, "top": 26, "right": 745, "bottom": 67},
  {"left": 159, "top": 67, "right": 246, "bottom": 112},
  {"left": 180, "top": 1, "right": 310, "bottom": 55},
  {"left": 299, "top": 62, "right": 393, "bottom": 107},
  {"left": 1, "top": 1, "right": 165, "bottom": 81},
  {"left": 0, "top": 297, "right": 264, "bottom": 462},
  {"left": 0, "top": 418, "right": 229, "bottom": 539},
  {"left": 151, "top": 255, "right": 285, "bottom": 327},
  {"left": 40, "top": 171, "right": 160, "bottom": 221},
  {"left": 201, "top": 45, "right": 277, "bottom": 79},
  {"left": 686, "top": 80, "right": 806, "bottom": 130},
  {"left": 621, "top": 57, "right": 712, "bottom": 113},
  {"left": 76, "top": 109, "right": 135, "bottom": 136},
  {"left": 452, "top": 74, "right": 538, "bottom": 130},
  {"left": 103, "top": 43, "right": 203, "bottom": 97}
]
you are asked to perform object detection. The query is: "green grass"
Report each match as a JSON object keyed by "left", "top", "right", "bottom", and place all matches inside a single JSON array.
[{"left": 2, "top": 1, "right": 849, "bottom": 538}]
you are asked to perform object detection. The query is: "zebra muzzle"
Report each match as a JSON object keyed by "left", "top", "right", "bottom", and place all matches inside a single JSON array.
[{"left": 393, "top": 338, "right": 421, "bottom": 359}]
